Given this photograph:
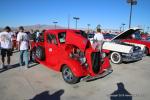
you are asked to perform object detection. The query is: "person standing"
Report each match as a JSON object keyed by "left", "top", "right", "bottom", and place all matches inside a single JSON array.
[
  {"left": 17, "top": 26, "right": 30, "bottom": 69},
  {"left": 93, "top": 29, "right": 104, "bottom": 51},
  {"left": 0, "top": 26, "right": 13, "bottom": 69},
  {"left": 93, "top": 29, "right": 104, "bottom": 41}
]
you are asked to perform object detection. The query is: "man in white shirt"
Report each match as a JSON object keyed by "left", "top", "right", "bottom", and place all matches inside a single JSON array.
[
  {"left": 0, "top": 26, "right": 13, "bottom": 69},
  {"left": 93, "top": 29, "right": 104, "bottom": 51},
  {"left": 17, "top": 26, "right": 30, "bottom": 69},
  {"left": 93, "top": 31, "right": 104, "bottom": 41}
]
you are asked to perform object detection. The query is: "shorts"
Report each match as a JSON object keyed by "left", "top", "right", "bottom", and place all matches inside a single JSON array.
[{"left": 1, "top": 49, "right": 13, "bottom": 57}]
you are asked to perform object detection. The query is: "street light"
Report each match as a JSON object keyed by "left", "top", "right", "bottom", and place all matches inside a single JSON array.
[
  {"left": 127, "top": 0, "right": 137, "bottom": 29},
  {"left": 147, "top": 27, "right": 150, "bottom": 32},
  {"left": 122, "top": 23, "right": 126, "bottom": 31},
  {"left": 73, "top": 17, "right": 80, "bottom": 29},
  {"left": 53, "top": 21, "right": 58, "bottom": 29},
  {"left": 87, "top": 24, "right": 90, "bottom": 32}
]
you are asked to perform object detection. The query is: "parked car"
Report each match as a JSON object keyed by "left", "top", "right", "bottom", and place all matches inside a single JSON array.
[
  {"left": 30, "top": 29, "right": 112, "bottom": 84},
  {"left": 87, "top": 33, "right": 95, "bottom": 44},
  {"left": 103, "top": 33, "right": 117, "bottom": 40},
  {"left": 89, "top": 31, "right": 144, "bottom": 64},
  {"left": 141, "top": 33, "right": 150, "bottom": 40},
  {"left": 112, "top": 29, "right": 150, "bottom": 55}
]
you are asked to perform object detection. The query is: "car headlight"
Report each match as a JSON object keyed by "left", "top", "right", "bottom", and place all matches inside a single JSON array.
[{"left": 129, "top": 47, "right": 134, "bottom": 53}]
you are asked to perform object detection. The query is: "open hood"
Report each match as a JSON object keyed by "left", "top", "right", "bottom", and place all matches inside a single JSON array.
[
  {"left": 66, "top": 30, "right": 89, "bottom": 52},
  {"left": 111, "top": 28, "right": 141, "bottom": 41}
]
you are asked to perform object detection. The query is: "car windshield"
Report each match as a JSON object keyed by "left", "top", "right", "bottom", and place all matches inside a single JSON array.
[
  {"left": 88, "top": 34, "right": 95, "bottom": 39},
  {"left": 103, "top": 33, "right": 116, "bottom": 39},
  {"left": 134, "top": 31, "right": 142, "bottom": 40},
  {"left": 76, "top": 30, "right": 87, "bottom": 38}
]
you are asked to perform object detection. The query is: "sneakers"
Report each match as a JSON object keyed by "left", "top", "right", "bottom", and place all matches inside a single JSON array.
[{"left": 1, "top": 64, "right": 8, "bottom": 70}]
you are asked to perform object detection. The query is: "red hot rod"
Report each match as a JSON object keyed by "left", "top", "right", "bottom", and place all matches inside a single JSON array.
[{"left": 30, "top": 29, "right": 112, "bottom": 84}]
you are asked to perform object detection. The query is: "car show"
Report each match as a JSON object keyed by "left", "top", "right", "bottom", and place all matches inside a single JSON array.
[{"left": 0, "top": 0, "right": 150, "bottom": 100}]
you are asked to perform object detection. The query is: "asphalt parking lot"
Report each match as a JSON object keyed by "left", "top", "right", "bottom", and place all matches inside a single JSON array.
[{"left": 0, "top": 51, "right": 150, "bottom": 100}]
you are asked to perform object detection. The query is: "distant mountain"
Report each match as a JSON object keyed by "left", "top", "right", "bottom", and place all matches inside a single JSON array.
[
  {"left": 0, "top": 24, "right": 67, "bottom": 31},
  {"left": 22, "top": 24, "right": 67, "bottom": 31}
]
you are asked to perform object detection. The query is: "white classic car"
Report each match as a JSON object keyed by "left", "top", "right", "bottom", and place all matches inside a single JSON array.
[{"left": 88, "top": 30, "right": 145, "bottom": 64}]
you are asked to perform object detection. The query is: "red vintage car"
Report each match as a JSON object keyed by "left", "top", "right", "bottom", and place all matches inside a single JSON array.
[
  {"left": 141, "top": 33, "right": 150, "bottom": 40},
  {"left": 30, "top": 29, "right": 112, "bottom": 84},
  {"left": 112, "top": 29, "right": 150, "bottom": 55}
]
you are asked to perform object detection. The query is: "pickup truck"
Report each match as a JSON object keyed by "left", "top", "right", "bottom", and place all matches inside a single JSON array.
[{"left": 30, "top": 29, "right": 112, "bottom": 84}]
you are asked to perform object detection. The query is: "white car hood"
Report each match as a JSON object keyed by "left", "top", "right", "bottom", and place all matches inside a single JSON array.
[{"left": 111, "top": 28, "right": 141, "bottom": 41}]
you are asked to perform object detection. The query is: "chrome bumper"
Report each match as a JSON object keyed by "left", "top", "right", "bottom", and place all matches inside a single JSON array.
[
  {"left": 122, "top": 51, "right": 143, "bottom": 62},
  {"left": 80, "top": 66, "right": 113, "bottom": 81}
]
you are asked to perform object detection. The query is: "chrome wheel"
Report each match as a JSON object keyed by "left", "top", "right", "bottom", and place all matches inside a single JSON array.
[
  {"left": 62, "top": 65, "right": 79, "bottom": 84},
  {"left": 110, "top": 52, "right": 122, "bottom": 64},
  {"left": 63, "top": 67, "right": 73, "bottom": 81}
]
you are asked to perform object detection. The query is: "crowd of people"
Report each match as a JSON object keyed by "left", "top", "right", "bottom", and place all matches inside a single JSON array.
[{"left": 0, "top": 26, "right": 42, "bottom": 70}]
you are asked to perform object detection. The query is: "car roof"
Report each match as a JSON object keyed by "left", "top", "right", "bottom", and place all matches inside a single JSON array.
[{"left": 45, "top": 29, "right": 80, "bottom": 35}]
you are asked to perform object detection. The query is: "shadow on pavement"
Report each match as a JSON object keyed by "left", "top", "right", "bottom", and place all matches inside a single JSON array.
[
  {"left": 123, "top": 59, "right": 142, "bottom": 64},
  {"left": 110, "top": 82, "right": 132, "bottom": 100},
  {"left": 28, "top": 63, "right": 39, "bottom": 68},
  {"left": 0, "top": 62, "right": 38, "bottom": 73},
  {"left": 0, "top": 63, "right": 20, "bottom": 73},
  {"left": 30, "top": 89, "right": 64, "bottom": 100}
]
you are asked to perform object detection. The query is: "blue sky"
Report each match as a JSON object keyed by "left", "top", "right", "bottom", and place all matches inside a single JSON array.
[{"left": 0, "top": 0, "right": 150, "bottom": 30}]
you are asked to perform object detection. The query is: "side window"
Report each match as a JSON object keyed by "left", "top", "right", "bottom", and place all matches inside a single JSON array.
[
  {"left": 47, "top": 34, "right": 58, "bottom": 45},
  {"left": 58, "top": 32, "right": 66, "bottom": 43}
]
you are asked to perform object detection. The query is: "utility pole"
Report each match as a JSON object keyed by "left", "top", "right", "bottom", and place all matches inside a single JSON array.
[
  {"left": 68, "top": 14, "right": 70, "bottom": 29},
  {"left": 127, "top": 0, "right": 137, "bottom": 29},
  {"left": 87, "top": 24, "right": 90, "bottom": 32},
  {"left": 53, "top": 21, "right": 58, "bottom": 29},
  {"left": 122, "top": 23, "right": 126, "bottom": 31},
  {"left": 73, "top": 17, "right": 80, "bottom": 29}
]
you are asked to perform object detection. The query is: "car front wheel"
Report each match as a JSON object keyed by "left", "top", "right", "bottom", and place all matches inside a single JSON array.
[
  {"left": 110, "top": 52, "right": 122, "bottom": 64},
  {"left": 62, "top": 65, "right": 79, "bottom": 84}
]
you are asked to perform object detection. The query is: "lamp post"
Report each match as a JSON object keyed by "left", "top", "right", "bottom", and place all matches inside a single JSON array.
[
  {"left": 53, "top": 21, "right": 58, "bottom": 29},
  {"left": 147, "top": 27, "right": 150, "bottom": 33},
  {"left": 122, "top": 23, "right": 126, "bottom": 31},
  {"left": 68, "top": 14, "right": 70, "bottom": 29},
  {"left": 73, "top": 17, "right": 80, "bottom": 29},
  {"left": 127, "top": 0, "right": 137, "bottom": 29},
  {"left": 87, "top": 24, "right": 90, "bottom": 32}
]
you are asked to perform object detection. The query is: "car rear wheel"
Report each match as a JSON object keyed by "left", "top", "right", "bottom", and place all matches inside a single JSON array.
[
  {"left": 35, "top": 46, "right": 45, "bottom": 60},
  {"left": 62, "top": 65, "right": 79, "bottom": 84},
  {"left": 110, "top": 52, "right": 122, "bottom": 64}
]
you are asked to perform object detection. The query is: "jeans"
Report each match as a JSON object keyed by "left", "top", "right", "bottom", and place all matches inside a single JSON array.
[{"left": 20, "top": 50, "right": 29, "bottom": 67}]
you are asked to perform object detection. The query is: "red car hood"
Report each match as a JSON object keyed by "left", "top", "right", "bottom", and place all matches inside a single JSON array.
[
  {"left": 66, "top": 30, "right": 89, "bottom": 52},
  {"left": 111, "top": 28, "right": 141, "bottom": 41}
]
